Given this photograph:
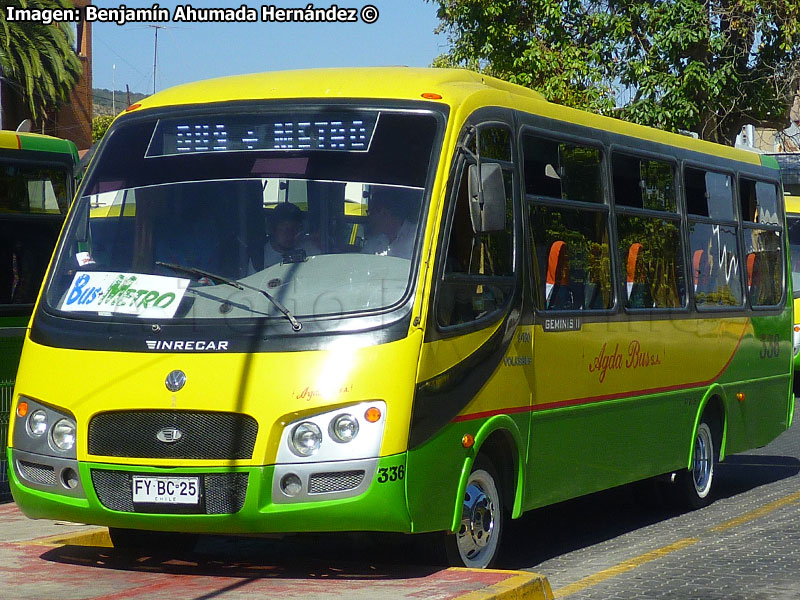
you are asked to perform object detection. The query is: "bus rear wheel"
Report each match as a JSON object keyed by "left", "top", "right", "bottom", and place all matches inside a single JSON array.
[
  {"left": 675, "top": 419, "right": 716, "bottom": 510},
  {"left": 109, "top": 527, "right": 198, "bottom": 555},
  {"left": 445, "top": 456, "right": 504, "bottom": 569}
]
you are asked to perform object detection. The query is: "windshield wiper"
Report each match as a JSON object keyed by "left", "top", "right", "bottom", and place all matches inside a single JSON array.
[{"left": 155, "top": 261, "right": 302, "bottom": 331}]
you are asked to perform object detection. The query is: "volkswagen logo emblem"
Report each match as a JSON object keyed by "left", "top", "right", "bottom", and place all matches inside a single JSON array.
[
  {"left": 165, "top": 370, "right": 187, "bottom": 392},
  {"left": 156, "top": 427, "right": 183, "bottom": 443}
]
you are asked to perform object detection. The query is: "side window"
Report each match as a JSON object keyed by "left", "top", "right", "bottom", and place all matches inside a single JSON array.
[
  {"left": 740, "top": 178, "right": 783, "bottom": 306},
  {"left": 437, "top": 125, "right": 515, "bottom": 328},
  {"left": 612, "top": 153, "right": 685, "bottom": 309},
  {"left": 0, "top": 162, "right": 70, "bottom": 307},
  {"left": 685, "top": 167, "right": 743, "bottom": 308},
  {"left": 525, "top": 134, "right": 612, "bottom": 310},
  {"left": 613, "top": 154, "right": 676, "bottom": 212},
  {"left": 523, "top": 136, "right": 603, "bottom": 204}
]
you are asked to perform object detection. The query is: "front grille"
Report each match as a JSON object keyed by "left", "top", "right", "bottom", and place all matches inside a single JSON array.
[
  {"left": 91, "top": 470, "right": 248, "bottom": 514},
  {"left": 18, "top": 460, "right": 57, "bottom": 486},
  {"left": 88, "top": 411, "right": 258, "bottom": 459},
  {"left": 308, "top": 470, "right": 364, "bottom": 494}
]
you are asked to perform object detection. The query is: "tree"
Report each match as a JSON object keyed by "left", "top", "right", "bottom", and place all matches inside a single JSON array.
[
  {"left": 0, "top": 0, "right": 82, "bottom": 123},
  {"left": 92, "top": 114, "right": 113, "bottom": 142},
  {"left": 427, "top": 0, "right": 800, "bottom": 145}
]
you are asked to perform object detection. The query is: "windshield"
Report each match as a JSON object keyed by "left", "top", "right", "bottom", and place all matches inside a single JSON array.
[{"left": 44, "top": 105, "right": 441, "bottom": 324}]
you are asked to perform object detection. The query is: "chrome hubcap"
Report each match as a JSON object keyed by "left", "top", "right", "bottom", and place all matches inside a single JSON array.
[
  {"left": 457, "top": 481, "right": 495, "bottom": 560},
  {"left": 692, "top": 424, "right": 713, "bottom": 497}
]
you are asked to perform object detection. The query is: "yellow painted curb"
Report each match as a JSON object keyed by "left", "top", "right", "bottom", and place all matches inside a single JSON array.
[
  {"left": 450, "top": 568, "right": 554, "bottom": 600},
  {"left": 25, "top": 527, "right": 112, "bottom": 548}
]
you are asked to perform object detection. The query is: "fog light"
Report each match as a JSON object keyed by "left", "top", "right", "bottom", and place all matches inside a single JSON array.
[
  {"left": 330, "top": 414, "right": 359, "bottom": 443},
  {"left": 52, "top": 419, "right": 76, "bottom": 451},
  {"left": 290, "top": 422, "right": 322, "bottom": 457},
  {"left": 61, "top": 467, "right": 79, "bottom": 490},
  {"left": 28, "top": 410, "right": 47, "bottom": 437},
  {"left": 280, "top": 473, "right": 302, "bottom": 497}
]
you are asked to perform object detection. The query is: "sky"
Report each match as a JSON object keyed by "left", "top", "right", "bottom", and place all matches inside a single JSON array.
[{"left": 90, "top": 1, "right": 447, "bottom": 94}]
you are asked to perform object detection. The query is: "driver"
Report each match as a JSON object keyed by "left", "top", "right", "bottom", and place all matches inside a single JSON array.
[{"left": 262, "top": 202, "right": 319, "bottom": 268}]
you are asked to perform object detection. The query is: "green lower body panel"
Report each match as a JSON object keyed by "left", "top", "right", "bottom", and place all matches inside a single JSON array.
[
  {"left": 524, "top": 389, "right": 699, "bottom": 511},
  {"left": 9, "top": 449, "right": 412, "bottom": 535}
]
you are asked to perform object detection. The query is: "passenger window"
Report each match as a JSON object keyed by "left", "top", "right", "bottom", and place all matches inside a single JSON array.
[
  {"left": 740, "top": 179, "right": 780, "bottom": 225},
  {"left": 684, "top": 167, "right": 742, "bottom": 309},
  {"left": 744, "top": 229, "right": 784, "bottom": 306},
  {"left": 685, "top": 168, "right": 735, "bottom": 220},
  {"left": 740, "top": 178, "right": 783, "bottom": 307},
  {"left": 437, "top": 126, "right": 515, "bottom": 328},
  {"left": 612, "top": 153, "right": 684, "bottom": 309},
  {"left": 616, "top": 214, "right": 685, "bottom": 308},
  {"left": 612, "top": 154, "right": 676, "bottom": 212},
  {"left": 529, "top": 205, "right": 612, "bottom": 310},
  {"left": 688, "top": 223, "right": 743, "bottom": 307},
  {"left": 523, "top": 136, "right": 603, "bottom": 204}
]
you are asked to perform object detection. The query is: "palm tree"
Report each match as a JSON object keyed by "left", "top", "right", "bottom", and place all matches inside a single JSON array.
[{"left": 0, "top": 0, "right": 82, "bottom": 124}]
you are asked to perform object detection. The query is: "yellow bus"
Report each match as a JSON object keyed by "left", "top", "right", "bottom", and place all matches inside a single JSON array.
[
  {"left": 771, "top": 153, "right": 800, "bottom": 383},
  {"left": 7, "top": 68, "right": 793, "bottom": 568}
]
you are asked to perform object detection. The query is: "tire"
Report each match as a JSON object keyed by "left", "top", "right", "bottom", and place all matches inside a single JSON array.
[
  {"left": 109, "top": 527, "right": 198, "bottom": 555},
  {"left": 444, "top": 456, "right": 504, "bottom": 569},
  {"left": 675, "top": 420, "right": 716, "bottom": 510}
]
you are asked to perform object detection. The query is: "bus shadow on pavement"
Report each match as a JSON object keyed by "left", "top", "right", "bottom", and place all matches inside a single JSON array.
[
  {"left": 714, "top": 454, "right": 800, "bottom": 499},
  {"left": 37, "top": 531, "right": 440, "bottom": 580},
  {"left": 498, "top": 452, "right": 800, "bottom": 570}
]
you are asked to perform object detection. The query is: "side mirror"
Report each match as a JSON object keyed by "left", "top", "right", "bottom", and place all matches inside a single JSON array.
[{"left": 468, "top": 163, "right": 506, "bottom": 233}]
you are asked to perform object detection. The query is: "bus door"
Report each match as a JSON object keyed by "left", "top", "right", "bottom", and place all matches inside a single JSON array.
[{"left": 408, "top": 116, "right": 528, "bottom": 532}]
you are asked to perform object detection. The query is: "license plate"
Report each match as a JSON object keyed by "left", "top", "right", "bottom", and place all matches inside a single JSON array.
[{"left": 132, "top": 476, "right": 200, "bottom": 505}]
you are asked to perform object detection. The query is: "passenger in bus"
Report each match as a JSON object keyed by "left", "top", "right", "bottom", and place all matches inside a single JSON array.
[
  {"left": 362, "top": 187, "right": 416, "bottom": 259},
  {"left": 261, "top": 202, "right": 319, "bottom": 268}
]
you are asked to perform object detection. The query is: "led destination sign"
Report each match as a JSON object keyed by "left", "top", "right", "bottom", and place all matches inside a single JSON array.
[{"left": 148, "top": 111, "right": 380, "bottom": 156}]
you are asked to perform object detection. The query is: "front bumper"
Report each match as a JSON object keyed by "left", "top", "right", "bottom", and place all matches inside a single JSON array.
[{"left": 8, "top": 448, "right": 412, "bottom": 534}]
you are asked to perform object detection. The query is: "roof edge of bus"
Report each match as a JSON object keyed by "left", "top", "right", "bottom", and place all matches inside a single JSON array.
[
  {"left": 121, "top": 67, "right": 768, "bottom": 168},
  {"left": 0, "top": 128, "right": 79, "bottom": 155},
  {"left": 128, "top": 67, "right": 546, "bottom": 111}
]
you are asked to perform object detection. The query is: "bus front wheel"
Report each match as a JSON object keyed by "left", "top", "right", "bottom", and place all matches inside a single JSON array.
[
  {"left": 675, "top": 420, "right": 716, "bottom": 510},
  {"left": 445, "top": 455, "right": 504, "bottom": 569}
]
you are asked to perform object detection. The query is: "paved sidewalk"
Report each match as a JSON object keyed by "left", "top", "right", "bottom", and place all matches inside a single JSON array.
[{"left": 0, "top": 503, "right": 552, "bottom": 600}]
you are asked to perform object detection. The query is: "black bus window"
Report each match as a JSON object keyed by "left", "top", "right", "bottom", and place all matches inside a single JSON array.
[
  {"left": 613, "top": 155, "right": 676, "bottom": 212},
  {"left": 523, "top": 135, "right": 603, "bottom": 204}
]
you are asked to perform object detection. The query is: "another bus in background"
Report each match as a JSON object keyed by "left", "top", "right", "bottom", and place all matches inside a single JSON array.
[
  {"left": 771, "top": 153, "right": 800, "bottom": 384},
  {"left": 0, "top": 130, "right": 78, "bottom": 500}
]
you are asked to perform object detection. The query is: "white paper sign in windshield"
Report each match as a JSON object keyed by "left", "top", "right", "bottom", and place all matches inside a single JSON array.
[{"left": 61, "top": 272, "right": 190, "bottom": 319}]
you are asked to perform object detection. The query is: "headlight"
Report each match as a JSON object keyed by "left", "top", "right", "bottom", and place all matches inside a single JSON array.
[
  {"left": 51, "top": 419, "right": 76, "bottom": 451},
  {"left": 28, "top": 410, "right": 48, "bottom": 437},
  {"left": 290, "top": 422, "right": 322, "bottom": 457},
  {"left": 330, "top": 414, "right": 359, "bottom": 443}
]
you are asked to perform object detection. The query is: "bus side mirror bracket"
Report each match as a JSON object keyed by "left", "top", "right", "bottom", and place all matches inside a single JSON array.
[{"left": 468, "top": 162, "right": 506, "bottom": 233}]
